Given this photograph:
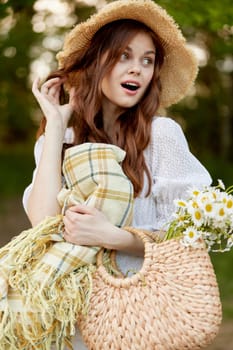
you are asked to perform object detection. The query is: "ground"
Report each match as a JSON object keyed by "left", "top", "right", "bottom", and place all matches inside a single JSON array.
[{"left": 0, "top": 196, "right": 232, "bottom": 349}]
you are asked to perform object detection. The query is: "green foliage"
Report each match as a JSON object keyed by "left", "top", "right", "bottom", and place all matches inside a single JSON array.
[
  {"left": 0, "top": 0, "right": 35, "bottom": 19},
  {"left": 211, "top": 250, "right": 233, "bottom": 318},
  {"left": 0, "top": 3, "right": 39, "bottom": 144},
  {"left": 154, "top": 0, "right": 233, "bottom": 164},
  {"left": 0, "top": 1, "right": 99, "bottom": 145},
  {"left": 0, "top": 147, "right": 34, "bottom": 196},
  {"left": 156, "top": 0, "right": 233, "bottom": 32}
]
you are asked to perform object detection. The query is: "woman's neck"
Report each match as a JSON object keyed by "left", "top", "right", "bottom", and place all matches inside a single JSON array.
[{"left": 102, "top": 99, "right": 125, "bottom": 136}]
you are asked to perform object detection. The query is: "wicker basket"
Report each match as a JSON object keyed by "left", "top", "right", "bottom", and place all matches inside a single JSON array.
[{"left": 77, "top": 227, "right": 222, "bottom": 350}]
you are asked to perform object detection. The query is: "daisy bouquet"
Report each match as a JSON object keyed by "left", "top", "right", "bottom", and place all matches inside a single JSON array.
[{"left": 165, "top": 180, "right": 233, "bottom": 252}]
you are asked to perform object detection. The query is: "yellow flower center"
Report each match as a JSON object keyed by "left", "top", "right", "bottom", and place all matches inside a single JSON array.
[
  {"left": 188, "top": 231, "right": 194, "bottom": 238},
  {"left": 194, "top": 211, "right": 202, "bottom": 220},
  {"left": 219, "top": 208, "right": 225, "bottom": 216},
  {"left": 201, "top": 196, "right": 208, "bottom": 202},
  {"left": 193, "top": 190, "right": 199, "bottom": 196},
  {"left": 227, "top": 200, "right": 233, "bottom": 209},
  {"left": 205, "top": 204, "right": 212, "bottom": 212}
]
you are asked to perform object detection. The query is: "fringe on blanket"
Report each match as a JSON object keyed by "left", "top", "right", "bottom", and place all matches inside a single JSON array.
[{"left": 0, "top": 215, "right": 97, "bottom": 350}]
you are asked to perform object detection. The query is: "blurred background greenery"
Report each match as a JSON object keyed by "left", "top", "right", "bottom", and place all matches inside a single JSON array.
[{"left": 0, "top": 0, "right": 233, "bottom": 345}]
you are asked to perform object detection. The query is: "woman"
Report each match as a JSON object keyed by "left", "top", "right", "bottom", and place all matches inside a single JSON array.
[{"left": 23, "top": 0, "right": 212, "bottom": 348}]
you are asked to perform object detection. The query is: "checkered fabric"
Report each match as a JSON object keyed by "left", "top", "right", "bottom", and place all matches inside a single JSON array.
[{"left": 0, "top": 143, "right": 134, "bottom": 350}]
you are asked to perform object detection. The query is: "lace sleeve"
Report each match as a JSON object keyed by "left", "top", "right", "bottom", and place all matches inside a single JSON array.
[{"left": 150, "top": 117, "right": 212, "bottom": 228}]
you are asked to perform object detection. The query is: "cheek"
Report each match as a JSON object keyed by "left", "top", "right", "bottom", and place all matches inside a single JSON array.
[
  {"left": 148, "top": 68, "right": 154, "bottom": 83},
  {"left": 144, "top": 69, "right": 154, "bottom": 88},
  {"left": 101, "top": 76, "right": 110, "bottom": 96},
  {"left": 101, "top": 70, "right": 117, "bottom": 97}
]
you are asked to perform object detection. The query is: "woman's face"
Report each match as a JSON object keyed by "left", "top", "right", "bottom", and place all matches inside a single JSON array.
[{"left": 101, "top": 31, "right": 156, "bottom": 116}]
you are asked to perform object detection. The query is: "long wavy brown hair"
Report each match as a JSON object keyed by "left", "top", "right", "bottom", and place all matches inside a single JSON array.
[{"left": 37, "top": 19, "right": 165, "bottom": 197}]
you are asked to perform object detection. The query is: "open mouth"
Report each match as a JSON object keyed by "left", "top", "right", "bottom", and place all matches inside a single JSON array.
[{"left": 121, "top": 83, "right": 140, "bottom": 91}]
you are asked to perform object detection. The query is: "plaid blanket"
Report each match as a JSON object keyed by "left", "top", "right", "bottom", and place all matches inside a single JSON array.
[{"left": 0, "top": 143, "right": 134, "bottom": 350}]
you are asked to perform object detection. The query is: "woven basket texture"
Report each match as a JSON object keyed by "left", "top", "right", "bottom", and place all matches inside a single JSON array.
[{"left": 77, "top": 228, "right": 222, "bottom": 350}]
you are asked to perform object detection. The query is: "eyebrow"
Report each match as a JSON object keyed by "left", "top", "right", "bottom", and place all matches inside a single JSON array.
[{"left": 125, "top": 46, "right": 156, "bottom": 55}]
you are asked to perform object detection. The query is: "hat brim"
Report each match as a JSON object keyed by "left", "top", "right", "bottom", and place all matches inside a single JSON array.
[{"left": 57, "top": 0, "right": 198, "bottom": 108}]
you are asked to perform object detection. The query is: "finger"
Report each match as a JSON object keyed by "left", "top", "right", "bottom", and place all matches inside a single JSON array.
[
  {"left": 53, "top": 84, "right": 62, "bottom": 102},
  {"left": 32, "top": 77, "right": 41, "bottom": 95},
  {"left": 62, "top": 223, "right": 69, "bottom": 236},
  {"left": 40, "top": 84, "right": 49, "bottom": 95},
  {"left": 68, "top": 87, "right": 76, "bottom": 105},
  {"left": 67, "top": 204, "right": 95, "bottom": 215},
  {"left": 46, "top": 83, "right": 61, "bottom": 101},
  {"left": 32, "top": 78, "right": 48, "bottom": 106},
  {"left": 39, "top": 78, "right": 61, "bottom": 94},
  {"left": 42, "top": 77, "right": 63, "bottom": 88},
  {"left": 64, "top": 209, "right": 82, "bottom": 224},
  {"left": 62, "top": 229, "right": 71, "bottom": 242},
  {"left": 45, "top": 80, "right": 66, "bottom": 104},
  {"left": 32, "top": 80, "right": 49, "bottom": 105},
  {"left": 63, "top": 214, "right": 74, "bottom": 226}
]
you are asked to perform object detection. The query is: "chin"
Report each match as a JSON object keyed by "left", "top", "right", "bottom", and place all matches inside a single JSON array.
[{"left": 120, "top": 99, "right": 141, "bottom": 109}]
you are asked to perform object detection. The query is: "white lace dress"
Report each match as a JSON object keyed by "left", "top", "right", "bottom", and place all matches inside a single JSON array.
[{"left": 22, "top": 116, "right": 212, "bottom": 349}]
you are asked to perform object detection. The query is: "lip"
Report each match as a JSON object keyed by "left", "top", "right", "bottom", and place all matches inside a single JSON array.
[
  {"left": 121, "top": 80, "right": 141, "bottom": 95},
  {"left": 121, "top": 80, "right": 141, "bottom": 87}
]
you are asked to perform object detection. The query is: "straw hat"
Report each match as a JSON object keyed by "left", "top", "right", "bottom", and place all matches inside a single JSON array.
[{"left": 57, "top": 0, "right": 198, "bottom": 108}]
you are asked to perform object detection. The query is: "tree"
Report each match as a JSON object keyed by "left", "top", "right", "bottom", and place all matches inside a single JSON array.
[
  {"left": 155, "top": 0, "right": 233, "bottom": 164},
  {"left": 0, "top": 0, "right": 95, "bottom": 145}
]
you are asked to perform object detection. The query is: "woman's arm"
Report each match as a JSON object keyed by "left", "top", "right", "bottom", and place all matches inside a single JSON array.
[
  {"left": 63, "top": 204, "right": 145, "bottom": 256},
  {"left": 27, "top": 123, "right": 64, "bottom": 226},
  {"left": 27, "top": 78, "right": 75, "bottom": 226}
]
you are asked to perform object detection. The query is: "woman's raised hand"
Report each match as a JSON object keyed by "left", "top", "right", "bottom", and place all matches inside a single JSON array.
[{"left": 32, "top": 77, "right": 75, "bottom": 132}]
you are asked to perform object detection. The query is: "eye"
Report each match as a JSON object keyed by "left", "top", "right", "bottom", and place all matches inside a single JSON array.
[
  {"left": 143, "top": 57, "right": 154, "bottom": 66},
  {"left": 120, "top": 51, "right": 129, "bottom": 61}
]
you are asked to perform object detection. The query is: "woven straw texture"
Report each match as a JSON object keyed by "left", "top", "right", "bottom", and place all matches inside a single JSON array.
[{"left": 77, "top": 228, "right": 222, "bottom": 350}]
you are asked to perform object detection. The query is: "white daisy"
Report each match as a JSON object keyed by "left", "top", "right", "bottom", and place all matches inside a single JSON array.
[
  {"left": 215, "top": 204, "right": 227, "bottom": 221},
  {"left": 182, "top": 227, "right": 201, "bottom": 247},
  {"left": 189, "top": 207, "right": 205, "bottom": 227},
  {"left": 174, "top": 199, "right": 187, "bottom": 210},
  {"left": 202, "top": 200, "right": 215, "bottom": 218},
  {"left": 196, "top": 192, "right": 213, "bottom": 209},
  {"left": 186, "top": 187, "right": 201, "bottom": 198},
  {"left": 168, "top": 182, "right": 233, "bottom": 253},
  {"left": 224, "top": 195, "right": 233, "bottom": 213}
]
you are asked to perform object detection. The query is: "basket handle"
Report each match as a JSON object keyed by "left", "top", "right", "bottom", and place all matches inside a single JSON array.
[
  {"left": 96, "top": 227, "right": 158, "bottom": 268},
  {"left": 123, "top": 226, "right": 160, "bottom": 243}
]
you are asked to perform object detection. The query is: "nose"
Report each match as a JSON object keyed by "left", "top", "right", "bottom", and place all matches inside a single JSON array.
[{"left": 128, "top": 63, "right": 141, "bottom": 76}]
